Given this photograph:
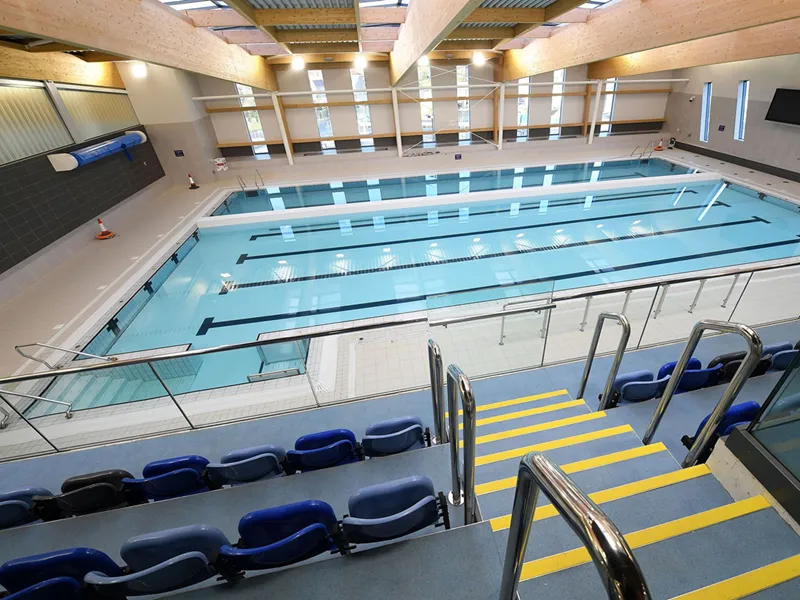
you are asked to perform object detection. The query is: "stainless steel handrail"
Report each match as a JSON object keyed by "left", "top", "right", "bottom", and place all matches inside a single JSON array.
[
  {"left": 15, "top": 343, "right": 116, "bottom": 370},
  {"left": 642, "top": 319, "right": 763, "bottom": 467},
  {"left": 576, "top": 313, "right": 631, "bottom": 409},
  {"left": 427, "top": 339, "right": 446, "bottom": 444},
  {"left": 429, "top": 303, "right": 557, "bottom": 329},
  {"left": 0, "top": 389, "right": 73, "bottom": 419},
  {"left": 498, "top": 452, "right": 651, "bottom": 600},
  {"left": 499, "top": 298, "right": 552, "bottom": 344},
  {"left": 446, "top": 364, "right": 478, "bottom": 525}
]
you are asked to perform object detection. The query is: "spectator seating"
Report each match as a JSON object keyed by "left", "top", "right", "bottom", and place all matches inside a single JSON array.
[
  {"left": 680, "top": 401, "right": 762, "bottom": 463},
  {"left": 657, "top": 358, "right": 723, "bottom": 393},
  {"left": 121, "top": 456, "right": 210, "bottom": 502},
  {"left": 0, "top": 488, "right": 51, "bottom": 530},
  {"left": 33, "top": 470, "right": 144, "bottom": 522},
  {"left": 287, "top": 429, "right": 363, "bottom": 472},
  {"left": 362, "top": 417, "right": 429, "bottom": 458},
  {"left": 206, "top": 445, "right": 288, "bottom": 487},
  {"left": 608, "top": 370, "right": 670, "bottom": 405}
]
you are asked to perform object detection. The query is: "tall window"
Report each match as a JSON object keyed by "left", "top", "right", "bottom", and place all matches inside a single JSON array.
[
  {"left": 699, "top": 82, "right": 712, "bottom": 143},
  {"left": 350, "top": 67, "right": 374, "bottom": 150},
  {"left": 308, "top": 70, "right": 336, "bottom": 153},
  {"left": 734, "top": 80, "right": 750, "bottom": 142},
  {"left": 417, "top": 65, "right": 435, "bottom": 146},
  {"left": 235, "top": 83, "right": 269, "bottom": 157},
  {"left": 456, "top": 65, "right": 470, "bottom": 143},
  {"left": 548, "top": 69, "right": 566, "bottom": 140},
  {"left": 516, "top": 77, "right": 530, "bottom": 140},
  {"left": 598, "top": 78, "right": 618, "bottom": 137}
]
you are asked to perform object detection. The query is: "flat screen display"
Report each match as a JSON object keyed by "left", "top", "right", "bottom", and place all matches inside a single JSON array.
[{"left": 765, "top": 88, "right": 800, "bottom": 126}]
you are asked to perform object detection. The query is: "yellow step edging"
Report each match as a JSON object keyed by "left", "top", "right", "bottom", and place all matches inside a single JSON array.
[
  {"left": 447, "top": 389, "right": 569, "bottom": 417},
  {"left": 466, "top": 412, "right": 607, "bottom": 448},
  {"left": 520, "top": 495, "right": 771, "bottom": 582},
  {"left": 490, "top": 464, "right": 711, "bottom": 531},
  {"left": 670, "top": 553, "right": 800, "bottom": 600},
  {"left": 476, "top": 425, "right": 635, "bottom": 467},
  {"left": 477, "top": 443, "right": 670, "bottom": 496},
  {"left": 460, "top": 399, "right": 587, "bottom": 430}
]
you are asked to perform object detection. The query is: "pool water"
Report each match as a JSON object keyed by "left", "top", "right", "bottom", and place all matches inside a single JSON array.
[
  {"left": 212, "top": 158, "right": 693, "bottom": 216},
  {"left": 101, "top": 181, "right": 800, "bottom": 355}
]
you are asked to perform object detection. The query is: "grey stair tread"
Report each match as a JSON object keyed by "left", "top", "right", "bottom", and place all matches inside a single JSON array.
[
  {"left": 171, "top": 522, "right": 502, "bottom": 600},
  {"left": 519, "top": 507, "right": 800, "bottom": 599},
  {"left": 743, "top": 576, "right": 800, "bottom": 599}
]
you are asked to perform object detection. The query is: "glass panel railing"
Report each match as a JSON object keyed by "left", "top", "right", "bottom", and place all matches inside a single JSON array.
[
  {"left": 731, "top": 264, "right": 800, "bottom": 326},
  {"left": 0, "top": 393, "right": 56, "bottom": 461}
]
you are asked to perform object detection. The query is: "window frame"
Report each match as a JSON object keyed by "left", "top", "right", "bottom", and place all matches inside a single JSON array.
[
  {"left": 734, "top": 80, "right": 750, "bottom": 142},
  {"left": 699, "top": 81, "right": 712, "bottom": 143}
]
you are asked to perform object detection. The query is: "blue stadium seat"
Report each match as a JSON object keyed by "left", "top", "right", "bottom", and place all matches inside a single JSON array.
[
  {"left": 771, "top": 392, "right": 800, "bottom": 415},
  {"left": 657, "top": 358, "right": 722, "bottom": 393},
  {"left": 342, "top": 476, "right": 449, "bottom": 544},
  {"left": 0, "top": 548, "right": 122, "bottom": 597},
  {"left": 4, "top": 577, "right": 82, "bottom": 599},
  {"left": 681, "top": 401, "right": 761, "bottom": 463},
  {"left": 362, "top": 417, "right": 428, "bottom": 458},
  {"left": 771, "top": 349, "right": 798, "bottom": 371},
  {"left": 218, "top": 500, "right": 345, "bottom": 573},
  {"left": 0, "top": 488, "right": 51, "bottom": 530},
  {"left": 34, "top": 470, "right": 143, "bottom": 521},
  {"left": 122, "top": 455, "right": 209, "bottom": 501},
  {"left": 287, "top": 429, "right": 362, "bottom": 472},
  {"left": 609, "top": 370, "right": 670, "bottom": 405},
  {"left": 762, "top": 342, "right": 793, "bottom": 357},
  {"left": 206, "top": 445, "right": 287, "bottom": 486},
  {"left": 84, "top": 524, "right": 233, "bottom": 597}
]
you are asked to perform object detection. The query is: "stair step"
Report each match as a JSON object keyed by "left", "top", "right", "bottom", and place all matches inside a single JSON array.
[
  {"left": 490, "top": 465, "right": 711, "bottom": 532},
  {"left": 476, "top": 442, "right": 670, "bottom": 496},
  {"left": 520, "top": 495, "right": 771, "bottom": 582},
  {"left": 461, "top": 399, "right": 587, "bottom": 430},
  {"left": 476, "top": 424, "right": 634, "bottom": 467},
  {"left": 670, "top": 553, "right": 800, "bottom": 600},
  {"left": 470, "top": 411, "right": 606, "bottom": 447},
  {"left": 447, "top": 389, "right": 569, "bottom": 417}
]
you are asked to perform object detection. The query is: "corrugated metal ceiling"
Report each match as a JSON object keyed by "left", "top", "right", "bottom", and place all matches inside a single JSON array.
[
  {"left": 479, "top": 0, "right": 561, "bottom": 8},
  {"left": 246, "top": 0, "right": 355, "bottom": 9}
]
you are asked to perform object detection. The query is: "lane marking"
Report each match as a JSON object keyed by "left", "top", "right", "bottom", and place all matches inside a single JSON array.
[
  {"left": 476, "top": 443, "right": 670, "bottom": 496},
  {"left": 467, "top": 412, "right": 606, "bottom": 447},
  {"left": 476, "top": 425, "right": 635, "bottom": 467},
  {"left": 670, "top": 553, "right": 800, "bottom": 600},
  {"left": 490, "top": 465, "right": 711, "bottom": 531},
  {"left": 520, "top": 496, "right": 771, "bottom": 581}
]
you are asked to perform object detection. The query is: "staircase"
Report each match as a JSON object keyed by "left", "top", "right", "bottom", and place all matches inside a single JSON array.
[{"left": 465, "top": 387, "right": 800, "bottom": 598}]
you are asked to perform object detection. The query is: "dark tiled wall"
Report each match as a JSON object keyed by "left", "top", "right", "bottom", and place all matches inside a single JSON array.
[{"left": 0, "top": 127, "right": 165, "bottom": 275}]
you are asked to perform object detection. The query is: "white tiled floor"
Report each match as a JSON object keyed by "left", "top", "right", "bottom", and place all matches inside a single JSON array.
[{"left": 3, "top": 135, "right": 800, "bottom": 457}]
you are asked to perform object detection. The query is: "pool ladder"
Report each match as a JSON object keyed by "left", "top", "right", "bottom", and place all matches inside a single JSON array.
[
  {"left": 631, "top": 141, "right": 655, "bottom": 161},
  {"left": 235, "top": 170, "right": 266, "bottom": 192}
]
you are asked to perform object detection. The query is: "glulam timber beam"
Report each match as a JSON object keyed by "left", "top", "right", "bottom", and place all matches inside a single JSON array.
[
  {"left": 0, "top": 0, "right": 278, "bottom": 90},
  {"left": 223, "top": 0, "right": 292, "bottom": 56},
  {"left": 267, "top": 52, "right": 390, "bottom": 65},
  {"left": 269, "top": 28, "right": 399, "bottom": 43},
  {"left": 504, "top": 0, "right": 800, "bottom": 81},
  {"left": 0, "top": 42, "right": 124, "bottom": 87},
  {"left": 588, "top": 19, "right": 800, "bottom": 79},
  {"left": 463, "top": 9, "right": 544, "bottom": 23},
  {"left": 389, "top": 0, "right": 483, "bottom": 84},
  {"left": 492, "top": 0, "right": 586, "bottom": 52}
]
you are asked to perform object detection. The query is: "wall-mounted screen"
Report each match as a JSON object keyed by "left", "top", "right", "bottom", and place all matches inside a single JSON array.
[{"left": 765, "top": 88, "right": 800, "bottom": 126}]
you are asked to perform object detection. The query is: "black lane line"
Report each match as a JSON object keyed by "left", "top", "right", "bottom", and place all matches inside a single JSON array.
[
  {"left": 220, "top": 216, "right": 766, "bottom": 296},
  {"left": 248, "top": 188, "right": 702, "bottom": 241},
  {"left": 197, "top": 235, "right": 800, "bottom": 335},
  {"left": 237, "top": 202, "right": 728, "bottom": 264}
]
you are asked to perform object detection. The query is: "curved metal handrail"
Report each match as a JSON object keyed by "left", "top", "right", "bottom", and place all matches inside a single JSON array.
[
  {"left": 642, "top": 319, "right": 762, "bottom": 467},
  {"left": 499, "top": 452, "right": 651, "bottom": 600},
  {"left": 0, "top": 389, "right": 73, "bottom": 419},
  {"left": 576, "top": 312, "right": 631, "bottom": 410},
  {"left": 427, "top": 339, "right": 446, "bottom": 444},
  {"left": 15, "top": 342, "right": 116, "bottom": 370},
  {"left": 446, "top": 364, "right": 478, "bottom": 525}
]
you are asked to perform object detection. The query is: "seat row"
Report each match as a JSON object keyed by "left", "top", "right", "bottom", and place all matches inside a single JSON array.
[
  {"left": 608, "top": 341, "right": 797, "bottom": 406},
  {"left": 0, "top": 474, "right": 449, "bottom": 599},
  {"left": 0, "top": 416, "right": 430, "bottom": 531}
]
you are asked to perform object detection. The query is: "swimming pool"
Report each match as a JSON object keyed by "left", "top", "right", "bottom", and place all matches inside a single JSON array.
[
  {"left": 92, "top": 179, "right": 800, "bottom": 356},
  {"left": 212, "top": 157, "right": 693, "bottom": 216}
]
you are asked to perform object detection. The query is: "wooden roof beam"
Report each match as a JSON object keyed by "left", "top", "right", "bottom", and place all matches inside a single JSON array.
[
  {"left": 224, "top": 0, "right": 292, "bottom": 56},
  {"left": 588, "top": 19, "right": 800, "bottom": 79},
  {"left": 492, "top": 0, "right": 585, "bottom": 52},
  {"left": 0, "top": 0, "right": 278, "bottom": 90},
  {"left": 505, "top": 0, "right": 800, "bottom": 80},
  {"left": 0, "top": 42, "right": 124, "bottom": 87}
]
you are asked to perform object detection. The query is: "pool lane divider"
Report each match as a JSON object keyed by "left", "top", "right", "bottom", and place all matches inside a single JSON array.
[
  {"left": 198, "top": 233, "right": 799, "bottom": 335},
  {"left": 236, "top": 200, "right": 724, "bottom": 264},
  {"left": 219, "top": 216, "right": 769, "bottom": 294},
  {"left": 246, "top": 188, "right": 702, "bottom": 241}
]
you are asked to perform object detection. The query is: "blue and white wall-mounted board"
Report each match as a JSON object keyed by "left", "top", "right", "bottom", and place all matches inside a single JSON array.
[{"left": 48, "top": 130, "right": 147, "bottom": 172}]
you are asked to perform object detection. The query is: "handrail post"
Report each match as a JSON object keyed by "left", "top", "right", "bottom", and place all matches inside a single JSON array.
[
  {"left": 427, "top": 339, "right": 446, "bottom": 444},
  {"left": 446, "top": 364, "right": 477, "bottom": 524},
  {"left": 498, "top": 452, "right": 651, "bottom": 600},
  {"left": 576, "top": 312, "right": 631, "bottom": 409},
  {"left": 641, "top": 319, "right": 762, "bottom": 467}
]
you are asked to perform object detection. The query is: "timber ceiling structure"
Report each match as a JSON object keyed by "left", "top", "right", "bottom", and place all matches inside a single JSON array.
[{"left": 0, "top": 0, "right": 798, "bottom": 90}]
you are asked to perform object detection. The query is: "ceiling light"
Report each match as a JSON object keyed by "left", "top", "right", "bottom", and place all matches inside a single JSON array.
[
  {"left": 278, "top": 260, "right": 287, "bottom": 265},
  {"left": 383, "top": 247, "right": 391, "bottom": 252},
  {"left": 354, "top": 54, "right": 368, "bottom": 70},
  {"left": 472, "top": 52, "right": 486, "bottom": 66},
  {"left": 473, "top": 237, "right": 481, "bottom": 242},
  {"left": 220, "top": 272, "right": 231, "bottom": 278},
  {"left": 130, "top": 61, "right": 148, "bottom": 78},
  {"left": 418, "top": 55, "right": 429, "bottom": 67},
  {"left": 291, "top": 55, "right": 305, "bottom": 71},
  {"left": 336, "top": 253, "right": 345, "bottom": 258}
]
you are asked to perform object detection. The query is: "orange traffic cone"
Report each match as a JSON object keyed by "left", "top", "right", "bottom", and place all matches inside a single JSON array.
[
  {"left": 96, "top": 218, "right": 115, "bottom": 240},
  {"left": 188, "top": 174, "right": 200, "bottom": 190},
  {"left": 654, "top": 138, "right": 664, "bottom": 151}
]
